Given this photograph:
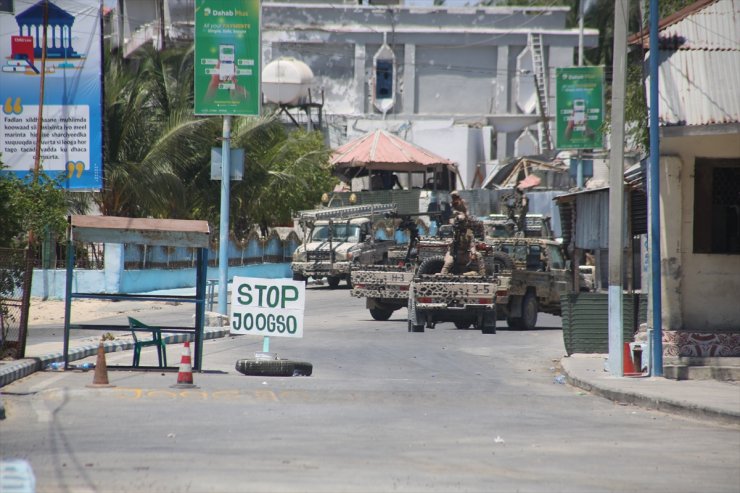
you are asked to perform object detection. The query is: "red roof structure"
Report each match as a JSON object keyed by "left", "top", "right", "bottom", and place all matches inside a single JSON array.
[{"left": 330, "top": 129, "right": 456, "bottom": 176}]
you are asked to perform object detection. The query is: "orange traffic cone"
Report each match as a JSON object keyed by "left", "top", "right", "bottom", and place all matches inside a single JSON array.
[
  {"left": 623, "top": 342, "right": 641, "bottom": 376},
  {"left": 171, "top": 342, "right": 198, "bottom": 388},
  {"left": 87, "top": 341, "right": 114, "bottom": 388}
]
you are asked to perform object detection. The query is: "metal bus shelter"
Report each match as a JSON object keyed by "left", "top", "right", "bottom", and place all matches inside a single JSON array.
[{"left": 63, "top": 216, "right": 210, "bottom": 370}]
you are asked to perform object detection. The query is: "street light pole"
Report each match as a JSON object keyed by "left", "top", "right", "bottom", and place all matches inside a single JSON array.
[{"left": 218, "top": 116, "right": 232, "bottom": 315}]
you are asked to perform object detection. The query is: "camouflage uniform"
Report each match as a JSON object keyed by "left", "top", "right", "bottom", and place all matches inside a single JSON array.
[{"left": 441, "top": 192, "right": 485, "bottom": 276}]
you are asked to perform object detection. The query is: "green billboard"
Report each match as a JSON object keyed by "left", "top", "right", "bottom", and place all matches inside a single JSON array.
[
  {"left": 555, "top": 66, "right": 604, "bottom": 150},
  {"left": 194, "top": 0, "right": 261, "bottom": 116}
]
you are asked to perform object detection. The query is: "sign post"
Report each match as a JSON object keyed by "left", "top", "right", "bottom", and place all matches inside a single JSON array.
[
  {"left": 230, "top": 277, "right": 306, "bottom": 353},
  {"left": 194, "top": 0, "right": 261, "bottom": 315}
]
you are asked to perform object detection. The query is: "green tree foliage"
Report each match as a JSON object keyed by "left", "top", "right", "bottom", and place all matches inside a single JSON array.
[
  {"left": 0, "top": 167, "right": 68, "bottom": 249},
  {"left": 101, "top": 45, "right": 335, "bottom": 235},
  {"left": 100, "top": 46, "right": 219, "bottom": 218}
]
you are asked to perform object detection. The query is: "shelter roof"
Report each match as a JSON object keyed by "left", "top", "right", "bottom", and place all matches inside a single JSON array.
[
  {"left": 69, "top": 215, "right": 210, "bottom": 248},
  {"left": 330, "top": 129, "right": 456, "bottom": 175}
]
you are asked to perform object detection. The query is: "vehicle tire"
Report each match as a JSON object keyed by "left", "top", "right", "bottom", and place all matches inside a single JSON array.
[
  {"left": 506, "top": 316, "right": 523, "bottom": 330},
  {"left": 454, "top": 320, "right": 471, "bottom": 330},
  {"left": 235, "top": 359, "right": 297, "bottom": 377},
  {"left": 481, "top": 311, "right": 496, "bottom": 334},
  {"left": 370, "top": 307, "right": 394, "bottom": 321},
  {"left": 327, "top": 276, "right": 341, "bottom": 289},
  {"left": 407, "top": 320, "right": 424, "bottom": 332},
  {"left": 492, "top": 251, "right": 515, "bottom": 273},
  {"left": 346, "top": 277, "right": 353, "bottom": 289},
  {"left": 417, "top": 256, "right": 446, "bottom": 276},
  {"left": 292, "top": 272, "right": 307, "bottom": 282},
  {"left": 520, "top": 291, "right": 538, "bottom": 330}
]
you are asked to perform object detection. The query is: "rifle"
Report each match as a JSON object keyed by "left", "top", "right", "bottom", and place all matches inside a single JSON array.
[{"left": 385, "top": 211, "right": 444, "bottom": 263}]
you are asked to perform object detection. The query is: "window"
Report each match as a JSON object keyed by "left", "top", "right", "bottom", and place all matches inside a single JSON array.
[
  {"left": 693, "top": 158, "right": 740, "bottom": 254},
  {"left": 375, "top": 60, "right": 393, "bottom": 100}
]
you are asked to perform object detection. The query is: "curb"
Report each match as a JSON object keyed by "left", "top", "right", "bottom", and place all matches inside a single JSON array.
[
  {"left": 0, "top": 326, "right": 230, "bottom": 388},
  {"left": 561, "top": 360, "right": 740, "bottom": 426}
]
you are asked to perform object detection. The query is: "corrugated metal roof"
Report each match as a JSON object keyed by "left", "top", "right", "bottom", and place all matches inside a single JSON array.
[{"left": 641, "top": 0, "right": 740, "bottom": 127}]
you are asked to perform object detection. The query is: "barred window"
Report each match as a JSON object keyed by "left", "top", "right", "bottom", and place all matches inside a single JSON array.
[{"left": 693, "top": 158, "right": 740, "bottom": 254}]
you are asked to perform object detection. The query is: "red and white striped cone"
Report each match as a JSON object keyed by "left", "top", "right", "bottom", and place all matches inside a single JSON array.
[{"left": 171, "top": 342, "right": 198, "bottom": 388}]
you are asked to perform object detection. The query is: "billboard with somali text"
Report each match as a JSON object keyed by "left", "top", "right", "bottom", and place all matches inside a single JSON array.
[{"left": 0, "top": 0, "right": 103, "bottom": 190}]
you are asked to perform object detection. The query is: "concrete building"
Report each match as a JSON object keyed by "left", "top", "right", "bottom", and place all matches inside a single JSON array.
[
  {"left": 114, "top": 1, "right": 598, "bottom": 189},
  {"left": 631, "top": 0, "right": 740, "bottom": 358}
]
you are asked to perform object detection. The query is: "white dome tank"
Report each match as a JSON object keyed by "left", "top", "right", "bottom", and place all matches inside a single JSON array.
[{"left": 262, "top": 57, "right": 314, "bottom": 105}]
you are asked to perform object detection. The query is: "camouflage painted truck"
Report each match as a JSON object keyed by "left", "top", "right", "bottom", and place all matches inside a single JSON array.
[
  {"left": 490, "top": 237, "right": 575, "bottom": 330},
  {"left": 349, "top": 212, "right": 448, "bottom": 321},
  {"left": 291, "top": 203, "right": 398, "bottom": 288},
  {"left": 352, "top": 214, "right": 500, "bottom": 333}
]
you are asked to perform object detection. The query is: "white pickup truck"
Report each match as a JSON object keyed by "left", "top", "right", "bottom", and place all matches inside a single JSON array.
[{"left": 291, "top": 204, "right": 398, "bottom": 288}]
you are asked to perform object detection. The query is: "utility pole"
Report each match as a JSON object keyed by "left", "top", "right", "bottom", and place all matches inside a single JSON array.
[
  {"left": 648, "top": 0, "right": 663, "bottom": 376},
  {"left": 607, "top": 0, "right": 629, "bottom": 376},
  {"left": 218, "top": 116, "right": 232, "bottom": 315}
]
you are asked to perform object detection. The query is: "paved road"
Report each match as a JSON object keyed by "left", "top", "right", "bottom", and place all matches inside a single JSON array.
[{"left": 1, "top": 285, "right": 739, "bottom": 493}]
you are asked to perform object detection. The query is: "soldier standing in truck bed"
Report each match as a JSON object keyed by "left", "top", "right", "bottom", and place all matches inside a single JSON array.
[{"left": 440, "top": 191, "right": 485, "bottom": 276}]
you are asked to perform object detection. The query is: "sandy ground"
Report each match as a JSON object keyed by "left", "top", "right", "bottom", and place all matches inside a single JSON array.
[{"left": 27, "top": 297, "right": 174, "bottom": 328}]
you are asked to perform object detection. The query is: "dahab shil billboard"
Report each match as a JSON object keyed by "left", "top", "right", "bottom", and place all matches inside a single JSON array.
[{"left": 0, "top": 0, "right": 103, "bottom": 190}]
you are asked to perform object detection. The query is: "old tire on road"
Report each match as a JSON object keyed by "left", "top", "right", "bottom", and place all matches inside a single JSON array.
[{"left": 235, "top": 359, "right": 313, "bottom": 377}]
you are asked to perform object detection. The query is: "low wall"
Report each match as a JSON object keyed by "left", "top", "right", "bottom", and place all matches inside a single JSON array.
[{"left": 31, "top": 263, "right": 293, "bottom": 300}]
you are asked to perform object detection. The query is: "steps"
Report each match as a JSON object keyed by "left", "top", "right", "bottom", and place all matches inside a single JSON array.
[{"left": 663, "top": 357, "right": 740, "bottom": 381}]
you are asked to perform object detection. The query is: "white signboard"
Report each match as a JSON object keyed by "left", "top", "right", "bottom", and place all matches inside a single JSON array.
[{"left": 230, "top": 277, "right": 306, "bottom": 337}]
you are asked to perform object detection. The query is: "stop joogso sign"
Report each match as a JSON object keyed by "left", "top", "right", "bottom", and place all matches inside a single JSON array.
[{"left": 230, "top": 277, "right": 306, "bottom": 337}]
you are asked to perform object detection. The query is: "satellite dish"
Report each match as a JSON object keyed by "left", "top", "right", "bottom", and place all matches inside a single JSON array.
[{"left": 262, "top": 57, "right": 314, "bottom": 105}]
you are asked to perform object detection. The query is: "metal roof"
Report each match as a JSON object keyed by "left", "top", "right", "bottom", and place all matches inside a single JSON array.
[
  {"left": 69, "top": 216, "right": 210, "bottom": 248},
  {"left": 638, "top": 0, "right": 740, "bottom": 127}
]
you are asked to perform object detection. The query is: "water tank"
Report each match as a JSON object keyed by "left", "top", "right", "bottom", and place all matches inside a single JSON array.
[{"left": 262, "top": 57, "right": 314, "bottom": 105}]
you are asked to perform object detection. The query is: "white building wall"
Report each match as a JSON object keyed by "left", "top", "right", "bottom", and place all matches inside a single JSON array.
[{"left": 661, "top": 133, "right": 740, "bottom": 330}]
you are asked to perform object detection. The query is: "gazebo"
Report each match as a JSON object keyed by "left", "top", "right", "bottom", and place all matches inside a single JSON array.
[{"left": 330, "top": 129, "right": 459, "bottom": 191}]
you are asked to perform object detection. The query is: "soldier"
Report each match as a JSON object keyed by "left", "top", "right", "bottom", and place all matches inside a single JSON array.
[{"left": 440, "top": 191, "right": 485, "bottom": 276}]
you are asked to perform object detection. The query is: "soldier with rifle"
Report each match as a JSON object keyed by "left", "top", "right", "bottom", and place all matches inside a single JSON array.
[{"left": 440, "top": 191, "right": 485, "bottom": 276}]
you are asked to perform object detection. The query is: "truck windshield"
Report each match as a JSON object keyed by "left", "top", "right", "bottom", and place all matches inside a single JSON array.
[{"left": 311, "top": 224, "right": 362, "bottom": 242}]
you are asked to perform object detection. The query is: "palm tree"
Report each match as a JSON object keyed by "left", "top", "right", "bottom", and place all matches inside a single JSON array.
[{"left": 99, "top": 46, "right": 219, "bottom": 218}]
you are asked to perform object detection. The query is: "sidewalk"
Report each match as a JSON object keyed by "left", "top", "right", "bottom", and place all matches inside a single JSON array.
[{"left": 561, "top": 354, "right": 740, "bottom": 426}]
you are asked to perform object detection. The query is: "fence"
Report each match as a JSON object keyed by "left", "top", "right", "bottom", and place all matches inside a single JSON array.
[{"left": 0, "top": 248, "right": 34, "bottom": 359}]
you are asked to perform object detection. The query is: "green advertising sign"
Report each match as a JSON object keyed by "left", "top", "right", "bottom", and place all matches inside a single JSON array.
[
  {"left": 194, "top": 0, "right": 261, "bottom": 116},
  {"left": 555, "top": 66, "right": 604, "bottom": 150}
]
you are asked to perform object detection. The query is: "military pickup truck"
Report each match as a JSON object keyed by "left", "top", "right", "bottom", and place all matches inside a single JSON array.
[
  {"left": 291, "top": 204, "right": 398, "bottom": 288},
  {"left": 490, "top": 237, "right": 573, "bottom": 330},
  {"left": 349, "top": 212, "right": 449, "bottom": 320}
]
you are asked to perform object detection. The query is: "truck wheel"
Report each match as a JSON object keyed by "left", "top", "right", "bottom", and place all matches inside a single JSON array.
[
  {"left": 417, "top": 256, "right": 445, "bottom": 275},
  {"left": 492, "top": 252, "right": 515, "bottom": 273},
  {"left": 370, "top": 307, "right": 394, "bottom": 321},
  {"left": 520, "top": 291, "right": 538, "bottom": 330},
  {"left": 327, "top": 276, "right": 341, "bottom": 289},
  {"left": 346, "top": 277, "right": 353, "bottom": 289},
  {"left": 506, "top": 316, "right": 523, "bottom": 329},
  {"left": 292, "top": 273, "right": 307, "bottom": 282},
  {"left": 454, "top": 320, "right": 471, "bottom": 329},
  {"left": 481, "top": 311, "right": 496, "bottom": 334}
]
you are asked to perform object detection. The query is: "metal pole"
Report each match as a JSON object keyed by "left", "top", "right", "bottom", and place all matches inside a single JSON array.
[
  {"left": 607, "top": 0, "right": 629, "bottom": 376},
  {"left": 33, "top": 0, "right": 49, "bottom": 183},
  {"left": 649, "top": 0, "right": 663, "bottom": 376},
  {"left": 218, "top": 116, "right": 232, "bottom": 315},
  {"left": 576, "top": 0, "right": 584, "bottom": 189},
  {"left": 578, "top": 0, "right": 585, "bottom": 67}
]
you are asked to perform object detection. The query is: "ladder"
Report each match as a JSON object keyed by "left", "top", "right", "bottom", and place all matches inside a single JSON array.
[
  {"left": 297, "top": 203, "right": 397, "bottom": 223},
  {"left": 529, "top": 33, "right": 552, "bottom": 152}
]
